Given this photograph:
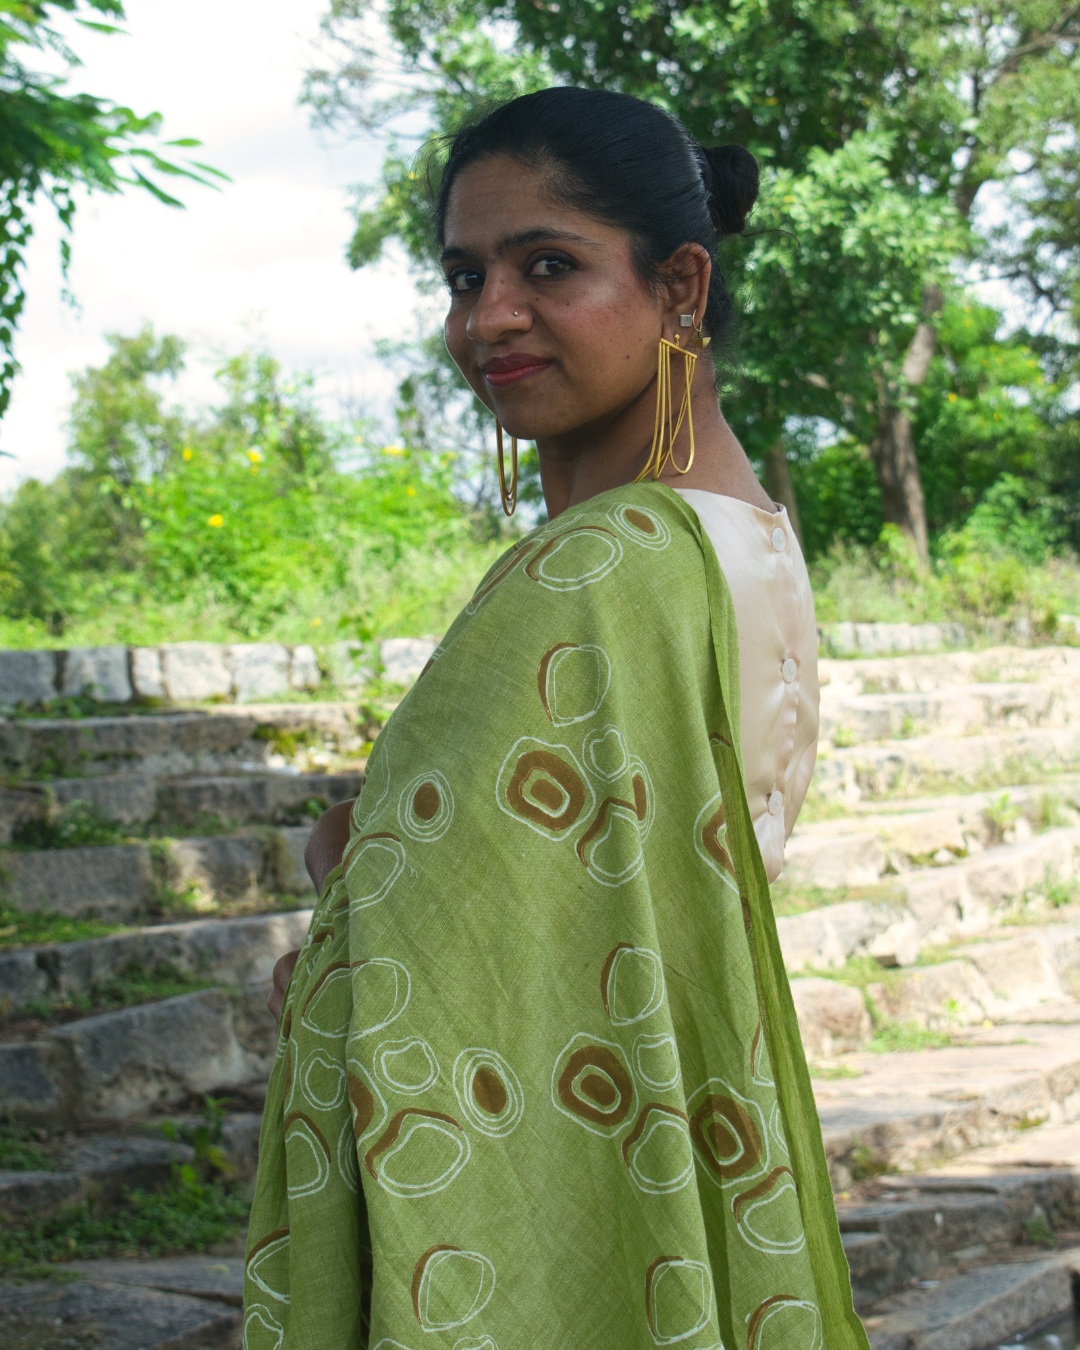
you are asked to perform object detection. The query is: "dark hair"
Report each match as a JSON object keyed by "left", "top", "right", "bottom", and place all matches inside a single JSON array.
[{"left": 433, "top": 87, "right": 759, "bottom": 354}]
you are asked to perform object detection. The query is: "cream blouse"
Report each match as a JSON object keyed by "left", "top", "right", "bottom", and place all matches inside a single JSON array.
[{"left": 674, "top": 489, "right": 820, "bottom": 882}]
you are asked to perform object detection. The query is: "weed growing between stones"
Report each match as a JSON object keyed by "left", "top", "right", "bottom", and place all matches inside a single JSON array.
[
  {"left": 11, "top": 800, "right": 125, "bottom": 850},
  {"left": 0, "top": 1170, "right": 250, "bottom": 1272},
  {"left": 770, "top": 881, "right": 906, "bottom": 918},
  {"left": 0, "top": 1123, "right": 59, "bottom": 1172},
  {"left": 6, "top": 961, "right": 214, "bottom": 1027},
  {"left": 0, "top": 902, "right": 124, "bottom": 952},
  {"left": 809, "top": 1062, "right": 864, "bottom": 1080}
]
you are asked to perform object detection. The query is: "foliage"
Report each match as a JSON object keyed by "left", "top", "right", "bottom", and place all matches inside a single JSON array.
[
  {"left": 0, "top": 901, "right": 122, "bottom": 951},
  {"left": 0, "top": 2, "right": 223, "bottom": 416},
  {"left": 0, "top": 1122, "right": 58, "bottom": 1171},
  {"left": 304, "top": 0, "right": 1080, "bottom": 552},
  {"left": 12, "top": 797, "right": 124, "bottom": 848},
  {"left": 0, "top": 1168, "right": 249, "bottom": 1270},
  {"left": 0, "top": 329, "right": 507, "bottom": 645}
]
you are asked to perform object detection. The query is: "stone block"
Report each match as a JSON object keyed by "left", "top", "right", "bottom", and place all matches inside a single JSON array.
[
  {"left": 0, "top": 783, "right": 48, "bottom": 843},
  {"left": 60, "top": 646, "right": 133, "bottom": 703},
  {"left": 130, "top": 646, "right": 165, "bottom": 698},
  {"left": 327, "top": 639, "right": 373, "bottom": 689},
  {"left": 12, "top": 910, "right": 313, "bottom": 1005},
  {"left": 790, "top": 977, "right": 871, "bottom": 1057},
  {"left": 0, "top": 947, "right": 49, "bottom": 1005},
  {"left": 380, "top": 636, "right": 437, "bottom": 685},
  {"left": 163, "top": 834, "right": 270, "bottom": 902},
  {"left": 0, "top": 1039, "right": 76, "bottom": 1124},
  {"left": 49, "top": 988, "right": 256, "bottom": 1119},
  {"left": 866, "top": 959, "right": 999, "bottom": 1030},
  {"left": 781, "top": 831, "right": 887, "bottom": 888},
  {"left": 158, "top": 770, "right": 360, "bottom": 827},
  {"left": 0, "top": 1267, "right": 242, "bottom": 1350},
  {"left": 863, "top": 1251, "right": 1077, "bottom": 1350},
  {"left": 227, "top": 642, "right": 290, "bottom": 701},
  {"left": 777, "top": 899, "right": 898, "bottom": 972},
  {"left": 289, "top": 643, "right": 322, "bottom": 689},
  {"left": 274, "top": 824, "right": 316, "bottom": 894},
  {"left": 160, "top": 642, "right": 232, "bottom": 702},
  {"left": 50, "top": 773, "right": 157, "bottom": 824},
  {"left": 0, "top": 649, "right": 57, "bottom": 706},
  {"left": 1, "top": 843, "right": 153, "bottom": 921}
]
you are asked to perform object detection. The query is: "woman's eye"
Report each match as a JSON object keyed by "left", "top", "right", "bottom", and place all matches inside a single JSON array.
[
  {"left": 448, "top": 268, "right": 483, "bottom": 293},
  {"left": 529, "top": 254, "right": 573, "bottom": 278}
]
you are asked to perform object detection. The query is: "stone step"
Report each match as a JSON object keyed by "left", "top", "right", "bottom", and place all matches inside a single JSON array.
[
  {"left": 0, "top": 702, "right": 368, "bottom": 785},
  {"left": 0, "top": 1253, "right": 244, "bottom": 1350},
  {"left": 0, "top": 1113, "right": 262, "bottom": 1224},
  {"left": 866, "top": 926, "right": 1080, "bottom": 1031},
  {"left": 840, "top": 1167, "right": 1080, "bottom": 1305},
  {"left": 778, "top": 826, "right": 1080, "bottom": 972},
  {"left": 1, "top": 825, "right": 315, "bottom": 923},
  {"left": 0, "top": 909, "right": 314, "bottom": 1009},
  {"left": 861, "top": 1245, "right": 1080, "bottom": 1350},
  {"left": 787, "top": 782, "right": 1080, "bottom": 890},
  {"left": 820, "top": 644, "right": 1080, "bottom": 697},
  {"left": 814, "top": 1021, "right": 1080, "bottom": 1185},
  {"left": 814, "top": 724, "right": 1080, "bottom": 803},
  {"left": 0, "top": 768, "right": 361, "bottom": 842},
  {"left": 0, "top": 983, "right": 275, "bottom": 1125},
  {"left": 821, "top": 681, "right": 1080, "bottom": 748}
]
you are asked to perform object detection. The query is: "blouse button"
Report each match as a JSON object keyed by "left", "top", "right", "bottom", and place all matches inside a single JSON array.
[
  {"left": 782, "top": 657, "right": 798, "bottom": 683},
  {"left": 771, "top": 526, "right": 787, "bottom": 552},
  {"left": 767, "top": 790, "right": 784, "bottom": 816}
]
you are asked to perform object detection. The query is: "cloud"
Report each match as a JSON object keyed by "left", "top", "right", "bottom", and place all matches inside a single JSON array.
[{"left": 0, "top": 0, "right": 425, "bottom": 488}]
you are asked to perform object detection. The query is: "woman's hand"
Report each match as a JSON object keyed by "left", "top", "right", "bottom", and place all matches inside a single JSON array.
[{"left": 267, "top": 797, "right": 356, "bottom": 1023}]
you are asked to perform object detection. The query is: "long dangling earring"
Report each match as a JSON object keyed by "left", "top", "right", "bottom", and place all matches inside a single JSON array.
[
  {"left": 635, "top": 315, "right": 698, "bottom": 483},
  {"left": 495, "top": 419, "right": 518, "bottom": 516}
]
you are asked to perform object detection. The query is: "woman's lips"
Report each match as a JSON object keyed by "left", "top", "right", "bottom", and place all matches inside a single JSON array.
[{"left": 482, "top": 356, "right": 553, "bottom": 388}]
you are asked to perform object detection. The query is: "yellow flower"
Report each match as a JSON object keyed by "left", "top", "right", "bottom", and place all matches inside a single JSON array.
[
  {"left": 311, "top": 617, "right": 323, "bottom": 628},
  {"left": 406, "top": 486, "right": 417, "bottom": 497},
  {"left": 247, "top": 448, "right": 263, "bottom": 463},
  {"left": 948, "top": 393, "right": 958, "bottom": 401},
  {"left": 182, "top": 447, "right": 193, "bottom": 461},
  {"left": 381, "top": 445, "right": 406, "bottom": 456},
  {"left": 208, "top": 514, "right": 224, "bottom": 528}
]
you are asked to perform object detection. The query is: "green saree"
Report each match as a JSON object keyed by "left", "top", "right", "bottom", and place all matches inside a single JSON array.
[{"left": 244, "top": 482, "right": 869, "bottom": 1350}]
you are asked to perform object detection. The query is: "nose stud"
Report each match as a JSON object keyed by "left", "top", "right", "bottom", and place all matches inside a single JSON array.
[{"left": 513, "top": 310, "right": 519, "bottom": 316}]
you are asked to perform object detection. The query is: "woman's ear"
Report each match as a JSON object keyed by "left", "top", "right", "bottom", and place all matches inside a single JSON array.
[{"left": 660, "top": 243, "right": 711, "bottom": 332}]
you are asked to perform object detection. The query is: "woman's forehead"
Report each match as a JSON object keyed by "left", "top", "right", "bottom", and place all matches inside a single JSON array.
[{"left": 442, "top": 157, "right": 620, "bottom": 257}]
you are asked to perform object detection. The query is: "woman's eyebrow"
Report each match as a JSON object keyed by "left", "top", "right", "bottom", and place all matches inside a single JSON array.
[{"left": 440, "top": 227, "right": 601, "bottom": 265}]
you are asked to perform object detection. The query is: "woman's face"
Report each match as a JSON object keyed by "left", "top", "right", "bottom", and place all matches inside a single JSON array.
[{"left": 440, "top": 155, "right": 671, "bottom": 446}]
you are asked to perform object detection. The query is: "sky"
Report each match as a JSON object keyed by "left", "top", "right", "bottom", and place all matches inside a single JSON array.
[{"left": 0, "top": 0, "right": 428, "bottom": 490}]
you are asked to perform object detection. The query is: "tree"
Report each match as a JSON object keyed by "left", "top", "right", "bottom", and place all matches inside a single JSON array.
[
  {"left": 304, "top": 0, "right": 1080, "bottom": 561},
  {"left": 0, "top": 1, "right": 224, "bottom": 416}
]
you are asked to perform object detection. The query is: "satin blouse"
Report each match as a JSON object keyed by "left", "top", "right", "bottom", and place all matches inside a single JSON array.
[{"left": 674, "top": 488, "right": 820, "bottom": 882}]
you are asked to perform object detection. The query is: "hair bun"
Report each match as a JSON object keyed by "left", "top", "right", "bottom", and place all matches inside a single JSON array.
[{"left": 696, "top": 143, "right": 759, "bottom": 239}]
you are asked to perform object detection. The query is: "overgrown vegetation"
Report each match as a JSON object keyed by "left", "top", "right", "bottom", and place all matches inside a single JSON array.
[
  {"left": 0, "top": 1100, "right": 249, "bottom": 1273},
  {"left": 0, "top": 330, "right": 506, "bottom": 648},
  {"left": 0, "top": 901, "right": 123, "bottom": 952}
]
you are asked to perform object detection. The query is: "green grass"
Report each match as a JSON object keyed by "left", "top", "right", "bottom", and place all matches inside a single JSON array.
[
  {"left": 770, "top": 881, "right": 904, "bottom": 919},
  {"left": 13, "top": 961, "right": 215, "bottom": 1024},
  {"left": 809, "top": 1062, "right": 864, "bottom": 1080},
  {"left": 0, "top": 903, "right": 125, "bottom": 953},
  {"left": 0, "top": 1169, "right": 250, "bottom": 1271},
  {"left": 0, "top": 1124, "right": 59, "bottom": 1172}
]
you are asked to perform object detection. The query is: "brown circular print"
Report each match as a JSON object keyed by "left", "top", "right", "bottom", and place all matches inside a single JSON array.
[
  {"left": 453, "top": 1048, "right": 525, "bottom": 1138},
  {"left": 687, "top": 1082, "right": 767, "bottom": 1184},
  {"left": 552, "top": 1033, "right": 635, "bottom": 1137},
  {"left": 397, "top": 769, "right": 454, "bottom": 841}
]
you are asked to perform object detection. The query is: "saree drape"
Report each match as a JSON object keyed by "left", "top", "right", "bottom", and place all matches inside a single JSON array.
[{"left": 243, "top": 482, "right": 869, "bottom": 1350}]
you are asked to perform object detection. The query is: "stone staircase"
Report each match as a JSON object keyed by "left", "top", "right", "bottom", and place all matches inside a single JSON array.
[{"left": 2, "top": 646, "right": 1080, "bottom": 1348}]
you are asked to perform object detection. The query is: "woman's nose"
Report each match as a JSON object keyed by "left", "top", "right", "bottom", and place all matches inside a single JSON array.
[{"left": 466, "top": 276, "right": 531, "bottom": 344}]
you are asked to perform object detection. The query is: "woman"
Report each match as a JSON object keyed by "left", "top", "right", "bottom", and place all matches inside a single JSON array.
[{"left": 246, "top": 87, "right": 866, "bottom": 1350}]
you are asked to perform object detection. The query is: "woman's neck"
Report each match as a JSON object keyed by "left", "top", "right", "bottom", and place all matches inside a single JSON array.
[{"left": 535, "top": 359, "right": 775, "bottom": 518}]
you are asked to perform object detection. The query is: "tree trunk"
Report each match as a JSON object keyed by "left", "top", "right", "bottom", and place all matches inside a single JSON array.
[
  {"left": 762, "top": 437, "right": 804, "bottom": 547},
  {"left": 868, "top": 285, "right": 942, "bottom": 566}
]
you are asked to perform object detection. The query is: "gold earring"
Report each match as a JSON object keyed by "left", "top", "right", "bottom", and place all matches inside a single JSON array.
[
  {"left": 690, "top": 309, "right": 711, "bottom": 350},
  {"left": 495, "top": 420, "right": 518, "bottom": 516},
  {"left": 635, "top": 329, "right": 698, "bottom": 482}
]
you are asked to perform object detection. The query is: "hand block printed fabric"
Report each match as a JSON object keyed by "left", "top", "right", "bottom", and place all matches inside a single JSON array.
[{"left": 244, "top": 483, "right": 870, "bottom": 1350}]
